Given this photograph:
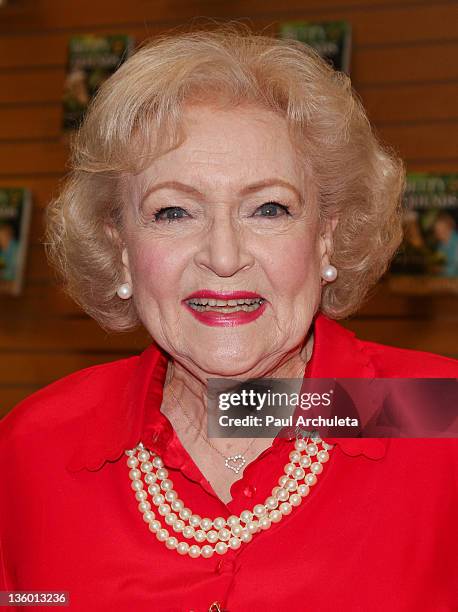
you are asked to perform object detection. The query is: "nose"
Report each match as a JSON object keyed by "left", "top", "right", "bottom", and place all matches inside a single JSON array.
[{"left": 194, "top": 214, "right": 254, "bottom": 277}]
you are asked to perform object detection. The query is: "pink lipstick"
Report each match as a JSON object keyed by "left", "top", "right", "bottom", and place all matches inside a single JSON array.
[{"left": 182, "top": 290, "right": 267, "bottom": 327}]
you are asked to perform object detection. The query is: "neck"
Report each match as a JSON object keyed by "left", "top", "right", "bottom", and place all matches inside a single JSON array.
[{"left": 160, "top": 329, "right": 314, "bottom": 447}]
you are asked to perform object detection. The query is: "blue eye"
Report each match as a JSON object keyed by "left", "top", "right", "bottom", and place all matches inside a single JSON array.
[
  {"left": 153, "top": 206, "right": 188, "bottom": 222},
  {"left": 255, "top": 201, "right": 290, "bottom": 217}
]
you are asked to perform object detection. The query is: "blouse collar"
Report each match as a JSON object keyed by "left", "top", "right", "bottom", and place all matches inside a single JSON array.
[{"left": 66, "top": 312, "right": 387, "bottom": 473}]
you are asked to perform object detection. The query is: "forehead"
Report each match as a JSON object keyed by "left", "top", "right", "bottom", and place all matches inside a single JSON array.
[{"left": 131, "top": 103, "right": 304, "bottom": 191}]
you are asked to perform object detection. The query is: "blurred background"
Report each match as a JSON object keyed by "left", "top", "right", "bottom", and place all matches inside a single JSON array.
[{"left": 0, "top": 0, "right": 457, "bottom": 418}]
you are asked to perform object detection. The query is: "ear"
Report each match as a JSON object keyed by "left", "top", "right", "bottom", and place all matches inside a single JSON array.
[
  {"left": 319, "top": 215, "right": 339, "bottom": 266},
  {"left": 104, "top": 223, "right": 133, "bottom": 286}
]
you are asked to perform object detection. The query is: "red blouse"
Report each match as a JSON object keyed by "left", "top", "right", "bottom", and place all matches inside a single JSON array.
[{"left": 1, "top": 313, "right": 457, "bottom": 612}]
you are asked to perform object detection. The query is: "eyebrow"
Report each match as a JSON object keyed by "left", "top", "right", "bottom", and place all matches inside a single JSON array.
[
  {"left": 141, "top": 181, "right": 201, "bottom": 201},
  {"left": 242, "top": 179, "right": 302, "bottom": 200},
  {"left": 140, "top": 178, "right": 303, "bottom": 204}
]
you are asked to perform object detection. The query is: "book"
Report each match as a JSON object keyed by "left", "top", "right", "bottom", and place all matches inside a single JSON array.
[
  {"left": 0, "top": 187, "right": 32, "bottom": 296},
  {"left": 389, "top": 173, "right": 458, "bottom": 294},
  {"left": 62, "top": 33, "right": 135, "bottom": 131},
  {"left": 278, "top": 20, "right": 352, "bottom": 74}
]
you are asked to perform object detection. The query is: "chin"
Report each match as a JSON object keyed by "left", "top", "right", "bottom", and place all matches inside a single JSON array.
[{"left": 189, "top": 350, "right": 264, "bottom": 379}]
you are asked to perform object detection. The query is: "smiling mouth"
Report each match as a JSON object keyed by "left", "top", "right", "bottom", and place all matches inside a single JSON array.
[{"left": 185, "top": 297, "right": 266, "bottom": 313}]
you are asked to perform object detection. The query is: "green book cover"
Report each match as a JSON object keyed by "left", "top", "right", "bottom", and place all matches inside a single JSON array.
[
  {"left": 62, "top": 33, "right": 134, "bottom": 131},
  {"left": 278, "top": 20, "right": 352, "bottom": 74},
  {"left": 389, "top": 173, "right": 458, "bottom": 292},
  {"left": 0, "top": 188, "right": 32, "bottom": 296}
]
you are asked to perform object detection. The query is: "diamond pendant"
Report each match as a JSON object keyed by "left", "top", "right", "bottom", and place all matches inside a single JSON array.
[{"left": 224, "top": 454, "right": 246, "bottom": 473}]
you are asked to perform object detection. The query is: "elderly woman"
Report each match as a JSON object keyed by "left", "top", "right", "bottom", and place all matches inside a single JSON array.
[{"left": 1, "top": 24, "right": 457, "bottom": 612}]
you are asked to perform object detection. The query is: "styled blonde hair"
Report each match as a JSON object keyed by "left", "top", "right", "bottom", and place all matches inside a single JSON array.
[{"left": 46, "top": 21, "right": 405, "bottom": 332}]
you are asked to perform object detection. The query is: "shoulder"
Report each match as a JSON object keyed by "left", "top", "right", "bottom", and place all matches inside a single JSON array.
[
  {"left": 356, "top": 336, "right": 458, "bottom": 377},
  {"left": 0, "top": 355, "right": 139, "bottom": 447},
  {"left": 317, "top": 314, "right": 458, "bottom": 377}
]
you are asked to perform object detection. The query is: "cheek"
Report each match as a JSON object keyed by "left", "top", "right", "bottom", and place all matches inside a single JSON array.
[
  {"left": 265, "top": 233, "right": 320, "bottom": 293},
  {"left": 128, "top": 240, "right": 186, "bottom": 299}
]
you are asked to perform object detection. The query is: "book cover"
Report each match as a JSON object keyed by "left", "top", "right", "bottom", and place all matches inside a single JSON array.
[
  {"left": 278, "top": 20, "right": 352, "bottom": 74},
  {"left": 0, "top": 187, "right": 32, "bottom": 296},
  {"left": 389, "top": 173, "right": 458, "bottom": 294},
  {"left": 62, "top": 33, "right": 135, "bottom": 131}
]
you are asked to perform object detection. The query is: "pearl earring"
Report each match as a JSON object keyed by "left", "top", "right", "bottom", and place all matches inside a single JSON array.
[
  {"left": 321, "top": 264, "right": 338, "bottom": 282},
  {"left": 117, "top": 282, "right": 132, "bottom": 299}
]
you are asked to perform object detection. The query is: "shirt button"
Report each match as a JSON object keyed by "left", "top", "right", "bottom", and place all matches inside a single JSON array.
[{"left": 243, "top": 484, "right": 256, "bottom": 498}]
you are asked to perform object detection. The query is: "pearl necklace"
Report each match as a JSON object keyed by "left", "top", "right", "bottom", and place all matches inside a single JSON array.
[{"left": 126, "top": 435, "right": 334, "bottom": 559}]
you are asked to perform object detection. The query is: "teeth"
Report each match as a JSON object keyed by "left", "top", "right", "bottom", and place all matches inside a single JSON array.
[
  {"left": 186, "top": 299, "right": 264, "bottom": 313},
  {"left": 187, "top": 297, "right": 263, "bottom": 307}
]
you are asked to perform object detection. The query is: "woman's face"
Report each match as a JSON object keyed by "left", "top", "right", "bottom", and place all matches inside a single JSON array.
[
  {"left": 433, "top": 219, "right": 452, "bottom": 243},
  {"left": 120, "top": 103, "right": 333, "bottom": 378}
]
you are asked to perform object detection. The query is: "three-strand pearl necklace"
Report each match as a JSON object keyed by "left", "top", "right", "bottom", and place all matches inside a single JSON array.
[{"left": 125, "top": 435, "right": 334, "bottom": 559}]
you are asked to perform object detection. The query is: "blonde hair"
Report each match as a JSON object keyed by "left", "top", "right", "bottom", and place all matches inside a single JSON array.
[{"left": 46, "top": 21, "right": 405, "bottom": 331}]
